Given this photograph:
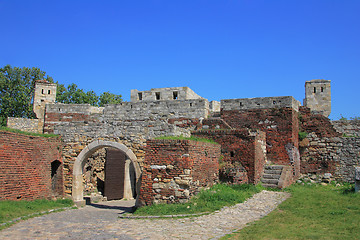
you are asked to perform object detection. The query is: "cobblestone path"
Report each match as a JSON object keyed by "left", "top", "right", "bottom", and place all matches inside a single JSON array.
[{"left": 0, "top": 191, "right": 290, "bottom": 240}]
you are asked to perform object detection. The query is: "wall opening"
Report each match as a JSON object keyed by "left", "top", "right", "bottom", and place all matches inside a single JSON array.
[
  {"left": 173, "top": 91, "right": 178, "bottom": 100},
  {"left": 48, "top": 89, "right": 51, "bottom": 94},
  {"left": 138, "top": 92, "right": 142, "bottom": 100},
  {"left": 314, "top": 87, "right": 317, "bottom": 93},
  {"left": 41, "top": 89, "right": 44, "bottom": 94},
  {"left": 51, "top": 160, "right": 63, "bottom": 197},
  {"left": 321, "top": 87, "right": 324, "bottom": 92},
  {"left": 72, "top": 140, "right": 141, "bottom": 206},
  {"left": 155, "top": 92, "right": 161, "bottom": 100}
]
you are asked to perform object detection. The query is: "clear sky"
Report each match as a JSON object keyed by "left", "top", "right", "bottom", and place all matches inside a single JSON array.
[{"left": 1, "top": 0, "right": 359, "bottom": 120}]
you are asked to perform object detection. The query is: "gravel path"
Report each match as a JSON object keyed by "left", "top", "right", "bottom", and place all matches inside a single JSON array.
[{"left": 0, "top": 190, "right": 290, "bottom": 240}]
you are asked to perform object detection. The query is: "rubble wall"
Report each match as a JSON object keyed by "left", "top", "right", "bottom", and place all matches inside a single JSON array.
[{"left": 139, "top": 139, "right": 220, "bottom": 205}]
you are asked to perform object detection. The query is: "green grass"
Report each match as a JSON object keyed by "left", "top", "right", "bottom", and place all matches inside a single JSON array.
[
  {"left": 222, "top": 183, "right": 360, "bottom": 240},
  {"left": 0, "top": 199, "right": 74, "bottom": 229},
  {"left": 133, "top": 183, "right": 262, "bottom": 216},
  {"left": 155, "top": 135, "right": 218, "bottom": 144},
  {"left": 0, "top": 126, "right": 59, "bottom": 138}
]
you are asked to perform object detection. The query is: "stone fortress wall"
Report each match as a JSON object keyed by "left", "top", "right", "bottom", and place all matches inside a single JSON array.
[{"left": 4, "top": 79, "right": 360, "bottom": 204}]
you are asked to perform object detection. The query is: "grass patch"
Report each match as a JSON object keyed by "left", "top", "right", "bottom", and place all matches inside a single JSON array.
[
  {"left": 155, "top": 135, "right": 218, "bottom": 144},
  {"left": 222, "top": 183, "right": 360, "bottom": 240},
  {"left": 0, "top": 198, "right": 74, "bottom": 229},
  {"left": 0, "top": 126, "right": 59, "bottom": 138},
  {"left": 133, "top": 183, "right": 262, "bottom": 216}
]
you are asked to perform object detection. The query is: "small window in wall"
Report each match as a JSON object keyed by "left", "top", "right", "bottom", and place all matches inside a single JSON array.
[
  {"left": 48, "top": 90, "right": 51, "bottom": 94},
  {"left": 321, "top": 87, "right": 324, "bottom": 92},
  {"left": 173, "top": 91, "right": 178, "bottom": 100},
  {"left": 314, "top": 87, "right": 316, "bottom": 93},
  {"left": 273, "top": 101, "right": 276, "bottom": 104},
  {"left": 138, "top": 92, "right": 142, "bottom": 100},
  {"left": 240, "top": 102, "right": 243, "bottom": 107},
  {"left": 41, "top": 89, "right": 44, "bottom": 94},
  {"left": 155, "top": 92, "right": 161, "bottom": 100},
  {"left": 230, "top": 151, "right": 235, "bottom": 157}
]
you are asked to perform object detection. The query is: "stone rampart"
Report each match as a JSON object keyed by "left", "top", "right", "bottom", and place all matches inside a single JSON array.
[
  {"left": 221, "top": 96, "right": 301, "bottom": 112},
  {"left": 139, "top": 139, "right": 220, "bottom": 205},
  {"left": 42, "top": 99, "right": 209, "bottom": 196},
  {"left": 332, "top": 119, "right": 360, "bottom": 137},
  {"left": 0, "top": 131, "right": 63, "bottom": 200},
  {"left": 6, "top": 117, "right": 41, "bottom": 133},
  {"left": 300, "top": 133, "right": 360, "bottom": 183}
]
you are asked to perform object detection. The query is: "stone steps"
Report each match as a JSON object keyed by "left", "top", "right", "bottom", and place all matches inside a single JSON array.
[{"left": 261, "top": 165, "right": 284, "bottom": 188}]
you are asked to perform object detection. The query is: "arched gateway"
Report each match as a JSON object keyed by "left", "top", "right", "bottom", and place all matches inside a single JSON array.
[{"left": 72, "top": 140, "right": 141, "bottom": 206}]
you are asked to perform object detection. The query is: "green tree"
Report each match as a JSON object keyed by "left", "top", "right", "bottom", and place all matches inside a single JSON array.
[
  {"left": 0, "top": 65, "right": 123, "bottom": 126},
  {"left": 0, "top": 65, "right": 53, "bottom": 126},
  {"left": 99, "top": 91, "right": 123, "bottom": 106}
]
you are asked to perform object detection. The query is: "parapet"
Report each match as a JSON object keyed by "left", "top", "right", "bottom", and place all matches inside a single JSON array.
[
  {"left": 221, "top": 96, "right": 301, "bottom": 111},
  {"left": 130, "top": 87, "right": 203, "bottom": 102}
]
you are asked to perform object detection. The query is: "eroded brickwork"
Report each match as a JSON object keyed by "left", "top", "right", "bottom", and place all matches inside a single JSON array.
[
  {"left": 139, "top": 139, "right": 220, "bottom": 205},
  {"left": 221, "top": 108, "right": 300, "bottom": 172},
  {"left": 0, "top": 131, "right": 63, "bottom": 200},
  {"left": 192, "top": 129, "right": 266, "bottom": 184}
]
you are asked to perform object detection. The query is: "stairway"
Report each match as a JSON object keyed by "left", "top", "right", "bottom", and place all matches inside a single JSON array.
[{"left": 261, "top": 165, "right": 284, "bottom": 188}]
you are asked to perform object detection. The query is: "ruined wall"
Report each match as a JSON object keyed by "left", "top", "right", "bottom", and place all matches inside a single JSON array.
[
  {"left": 300, "top": 133, "right": 360, "bottom": 183},
  {"left": 7, "top": 117, "right": 41, "bottom": 133},
  {"left": 139, "top": 139, "right": 220, "bottom": 205},
  {"left": 0, "top": 131, "right": 63, "bottom": 200},
  {"left": 299, "top": 108, "right": 359, "bottom": 182},
  {"left": 332, "top": 119, "right": 360, "bottom": 137},
  {"left": 192, "top": 129, "right": 266, "bottom": 184},
  {"left": 220, "top": 106, "right": 300, "bottom": 177},
  {"left": 43, "top": 99, "right": 209, "bottom": 196}
]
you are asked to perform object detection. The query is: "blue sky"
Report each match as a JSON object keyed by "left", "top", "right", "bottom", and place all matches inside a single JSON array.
[{"left": 1, "top": 0, "right": 359, "bottom": 120}]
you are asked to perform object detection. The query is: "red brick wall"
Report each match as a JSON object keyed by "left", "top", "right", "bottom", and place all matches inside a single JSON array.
[
  {"left": 192, "top": 129, "right": 266, "bottom": 184},
  {"left": 0, "top": 131, "right": 64, "bottom": 200},
  {"left": 139, "top": 139, "right": 220, "bottom": 206},
  {"left": 299, "top": 107, "right": 341, "bottom": 138},
  {"left": 221, "top": 108, "right": 299, "bottom": 166}
]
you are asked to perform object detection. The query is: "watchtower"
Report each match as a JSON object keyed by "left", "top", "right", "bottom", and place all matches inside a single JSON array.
[
  {"left": 304, "top": 79, "right": 331, "bottom": 117},
  {"left": 33, "top": 80, "right": 57, "bottom": 119}
]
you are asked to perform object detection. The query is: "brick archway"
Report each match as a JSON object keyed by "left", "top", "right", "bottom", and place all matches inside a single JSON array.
[{"left": 72, "top": 140, "right": 141, "bottom": 206}]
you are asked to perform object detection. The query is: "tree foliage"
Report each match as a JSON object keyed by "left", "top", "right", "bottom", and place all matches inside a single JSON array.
[
  {"left": 0, "top": 65, "right": 53, "bottom": 126},
  {"left": 0, "top": 65, "right": 123, "bottom": 126}
]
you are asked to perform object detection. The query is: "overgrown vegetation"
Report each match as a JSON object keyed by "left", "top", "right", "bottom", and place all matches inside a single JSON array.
[
  {"left": 133, "top": 184, "right": 262, "bottom": 216},
  {"left": 222, "top": 183, "right": 360, "bottom": 240},
  {"left": 0, "top": 126, "right": 59, "bottom": 138},
  {"left": 298, "top": 131, "right": 308, "bottom": 140},
  {"left": 0, "top": 198, "right": 74, "bottom": 229},
  {"left": 155, "top": 135, "right": 218, "bottom": 144}
]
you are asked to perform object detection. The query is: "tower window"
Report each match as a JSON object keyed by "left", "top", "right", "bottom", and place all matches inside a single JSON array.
[
  {"left": 321, "top": 87, "right": 324, "bottom": 92},
  {"left": 48, "top": 90, "right": 51, "bottom": 94},
  {"left": 314, "top": 87, "right": 316, "bottom": 93},
  {"left": 155, "top": 92, "right": 161, "bottom": 100},
  {"left": 138, "top": 92, "right": 142, "bottom": 100},
  {"left": 173, "top": 91, "right": 178, "bottom": 100},
  {"left": 41, "top": 89, "right": 44, "bottom": 94}
]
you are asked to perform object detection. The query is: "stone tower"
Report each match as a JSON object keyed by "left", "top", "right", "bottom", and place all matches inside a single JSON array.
[
  {"left": 304, "top": 79, "right": 331, "bottom": 117},
  {"left": 33, "top": 80, "right": 57, "bottom": 120}
]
